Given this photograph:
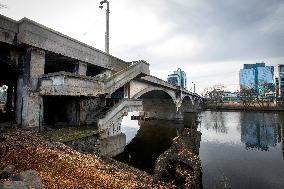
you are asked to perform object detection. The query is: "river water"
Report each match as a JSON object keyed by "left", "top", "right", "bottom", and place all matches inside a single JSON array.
[{"left": 117, "top": 111, "right": 284, "bottom": 189}]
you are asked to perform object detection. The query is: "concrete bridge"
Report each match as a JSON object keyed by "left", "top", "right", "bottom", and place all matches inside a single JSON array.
[{"left": 0, "top": 14, "right": 202, "bottom": 156}]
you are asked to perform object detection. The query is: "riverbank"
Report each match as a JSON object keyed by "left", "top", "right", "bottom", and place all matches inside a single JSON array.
[{"left": 205, "top": 104, "right": 284, "bottom": 112}]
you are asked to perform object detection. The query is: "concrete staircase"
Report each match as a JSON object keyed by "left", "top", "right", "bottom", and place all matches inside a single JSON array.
[
  {"left": 98, "top": 99, "right": 143, "bottom": 135},
  {"left": 103, "top": 61, "right": 150, "bottom": 95}
]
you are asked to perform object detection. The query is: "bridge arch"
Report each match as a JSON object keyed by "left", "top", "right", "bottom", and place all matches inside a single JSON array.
[
  {"left": 178, "top": 95, "right": 194, "bottom": 113},
  {"left": 132, "top": 87, "right": 176, "bottom": 103},
  {"left": 133, "top": 87, "right": 177, "bottom": 120}
]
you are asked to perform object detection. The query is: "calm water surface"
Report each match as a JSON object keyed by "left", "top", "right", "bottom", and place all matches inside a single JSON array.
[
  {"left": 119, "top": 111, "right": 284, "bottom": 188},
  {"left": 199, "top": 111, "right": 284, "bottom": 189}
]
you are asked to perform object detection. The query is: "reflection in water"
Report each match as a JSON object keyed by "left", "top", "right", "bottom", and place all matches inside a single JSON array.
[
  {"left": 120, "top": 111, "right": 140, "bottom": 144},
  {"left": 117, "top": 119, "right": 183, "bottom": 174},
  {"left": 199, "top": 111, "right": 284, "bottom": 189},
  {"left": 117, "top": 113, "right": 198, "bottom": 175},
  {"left": 240, "top": 113, "right": 277, "bottom": 151}
]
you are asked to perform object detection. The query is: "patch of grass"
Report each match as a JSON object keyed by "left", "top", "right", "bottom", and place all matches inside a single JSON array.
[
  {"left": 0, "top": 126, "right": 17, "bottom": 135},
  {"left": 58, "top": 130, "right": 98, "bottom": 143},
  {"left": 42, "top": 128, "right": 99, "bottom": 143}
]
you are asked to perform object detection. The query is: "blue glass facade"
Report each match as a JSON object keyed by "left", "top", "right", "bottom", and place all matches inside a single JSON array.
[
  {"left": 167, "top": 68, "right": 187, "bottom": 89},
  {"left": 239, "top": 63, "right": 274, "bottom": 95}
]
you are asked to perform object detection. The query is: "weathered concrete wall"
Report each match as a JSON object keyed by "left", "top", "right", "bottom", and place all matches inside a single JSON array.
[
  {"left": 16, "top": 48, "right": 45, "bottom": 128},
  {"left": 100, "top": 133, "right": 126, "bottom": 157},
  {"left": 80, "top": 98, "right": 106, "bottom": 125},
  {"left": 39, "top": 73, "right": 105, "bottom": 96},
  {"left": 18, "top": 88, "right": 43, "bottom": 128},
  {"left": 65, "top": 135, "right": 100, "bottom": 155},
  {"left": 65, "top": 132, "right": 126, "bottom": 157}
]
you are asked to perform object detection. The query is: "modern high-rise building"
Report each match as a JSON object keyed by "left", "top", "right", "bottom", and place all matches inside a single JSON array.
[
  {"left": 167, "top": 68, "right": 187, "bottom": 89},
  {"left": 239, "top": 69, "right": 255, "bottom": 89},
  {"left": 276, "top": 65, "right": 284, "bottom": 98},
  {"left": 239, "top": 62, "right": 274, "bottom": 95}
]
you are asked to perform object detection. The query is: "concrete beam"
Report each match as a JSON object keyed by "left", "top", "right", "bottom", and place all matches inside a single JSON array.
[
  {"left": 0, "top": 15, "right": 18, "bottom": 44},
  {"left": 17, "top": 18, "right": 130, "bottom": 72}
]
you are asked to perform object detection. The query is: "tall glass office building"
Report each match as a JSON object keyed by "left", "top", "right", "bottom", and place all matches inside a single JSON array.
[
  {"left": 167, "top": 68, "right": 187, "bottom": 89},
  {"left": 276, "top": 65, "right": 284, "bottom": 98},
  {"left": 239, "top": 63, "right": 274, "bottom": 95}
]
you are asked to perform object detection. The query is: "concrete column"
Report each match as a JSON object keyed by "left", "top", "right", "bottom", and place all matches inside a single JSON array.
[
  {"left": 20, "top": 89, "right": 43, "bottom": 128},
  {"left": 24, "top": 48, "right": 45, "bottom": 90},
  {"left": 16, "top": 77, "right": 23, "bottom": 125},
  {"left": 73, "top": 62, "right": 87, "bottom": 76},
  {"left": 16, "top": 48, "right": 45, "bottom": 128}
]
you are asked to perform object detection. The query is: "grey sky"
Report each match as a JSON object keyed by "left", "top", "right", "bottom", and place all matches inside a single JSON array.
[{"left": 1, "top": 0, "right": 283, "bottom": 93}]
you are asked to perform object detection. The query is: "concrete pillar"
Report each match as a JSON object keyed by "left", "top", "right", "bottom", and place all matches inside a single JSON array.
[
  {"left": 65, "top": 99, "right": 81, "bottom": 126},
  {"left": 16, "top": 48, "right": 45, "bottom": 128},
  {"left": 25, "top": 48, "right": 45, "bottom": 90},
  {"left": 73, "top": 62, "right": 87, "bottom": 76},
  {"left": 20, "top": 89, "right": 43, "bottom": 128}
]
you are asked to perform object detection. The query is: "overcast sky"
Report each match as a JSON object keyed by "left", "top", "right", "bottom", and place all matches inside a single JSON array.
[{"left": 1, "top": 0, "right": 284, "bottom": 93}]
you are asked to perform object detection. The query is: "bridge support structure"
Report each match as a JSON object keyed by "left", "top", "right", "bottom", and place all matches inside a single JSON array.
[{"left": 0, "top": 14, "right": 203, "bottom": 157}]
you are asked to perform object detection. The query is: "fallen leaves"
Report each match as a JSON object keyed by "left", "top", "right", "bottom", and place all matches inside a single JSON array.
[{"left": 0, "top": 130, "right": 173, "bottom": 189}]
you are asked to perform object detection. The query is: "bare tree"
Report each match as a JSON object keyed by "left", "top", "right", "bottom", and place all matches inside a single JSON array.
[
  {"left": 239, "top": 87, "right": 257, "bottom": 109},
  {"left": 203, "top": 84, "right": 225, "bottom": 108},
  {"left": 256, "top": 82, "right": 275, "bottom": 108}
]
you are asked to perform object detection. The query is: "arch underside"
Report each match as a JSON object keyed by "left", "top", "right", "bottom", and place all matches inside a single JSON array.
[{"left": 135, "top": 88, "right": 177, "bottom": 120}]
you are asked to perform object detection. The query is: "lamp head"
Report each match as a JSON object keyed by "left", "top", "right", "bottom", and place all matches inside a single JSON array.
[
  {"left": 100, "top": 0, "right": 107, "bottom": 5},
  {"left": 99, "top": 5, "right": 103, "bottom": 9}
]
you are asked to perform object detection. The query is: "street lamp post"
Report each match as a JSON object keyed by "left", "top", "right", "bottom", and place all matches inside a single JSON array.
[
  {"left": 99, "top": 0, "right": 110, "bottom": 54},
  {"left": 192, "top": 82, "right": 196, "bottom": 93}
]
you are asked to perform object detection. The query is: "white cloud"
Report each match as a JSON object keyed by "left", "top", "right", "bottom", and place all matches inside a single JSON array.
[{"left": 146, "top": 34, "right": 204, "bottom": 60}]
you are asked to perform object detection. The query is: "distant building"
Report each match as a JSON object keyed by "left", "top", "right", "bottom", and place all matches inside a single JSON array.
[
  {"left": 239, "top": 69, "right": 255, "bottom": 89},
  {"left": 239, "top": 62, "right": 275, "bottom": 96},
  {"left": 167, "top": 68, "right": 187, "bottom": 89},
  {"left": 223, "top": 91, "right": 240, "bottom": 102},
  {"left": 277, "top": 65, "right": 284, "bottom": 98}
]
